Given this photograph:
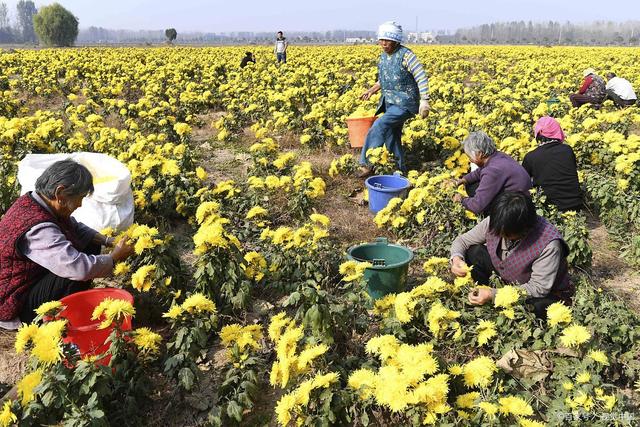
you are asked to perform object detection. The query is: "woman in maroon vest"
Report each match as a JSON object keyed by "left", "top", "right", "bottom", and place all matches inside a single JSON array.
[
  {"left": 0, "top": 160, "right": 134, "bottom": 328},
  {"left": 450, "top": 191, "right": 574, "bottom": 318}
]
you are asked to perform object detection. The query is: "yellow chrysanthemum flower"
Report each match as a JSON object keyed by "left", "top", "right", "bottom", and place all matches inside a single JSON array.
[
  {"left": 17, "top": 369, "right": 43, "bottom": 406},
  {"left": 559, "top": 324, "right": 591, "bottom": 348},
  {"left": 91, "top": 298, "right": 135, "bottom": 330},
  {"left": 546, "top": 302, "right": 572, "bottom": 327},
  {"left": 34, "top": 300, "right": 64, "bottom": 317},
  {"left": 463, "top": 356, "right": 496, "bottom": 388},
  {"left": 181, "top": 293, "right": 216, "bottom": 314},
  {"left": 132, "top": 327, "right": 162, "bottom": 354},
  {"left": 494, "top": 286, "right": 520, "bottom": 308},
  {"left": 498, "top": 395, "right": 534, "bottom": 417}
]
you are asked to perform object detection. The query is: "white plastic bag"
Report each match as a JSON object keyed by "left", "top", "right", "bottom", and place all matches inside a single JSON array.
[{"left": 17, "top": 152, "right": 134, "bottom": 232}]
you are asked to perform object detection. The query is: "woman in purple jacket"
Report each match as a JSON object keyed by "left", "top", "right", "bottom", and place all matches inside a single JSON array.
[
  {"left": 450, "top": 192, "right": 574, "bottom": 318},
  {"left": 0, "top": 160, "right": 134, "bottom": 328},
  {"left": 453, "top": 131, "right": 531, "bottom": 215}
]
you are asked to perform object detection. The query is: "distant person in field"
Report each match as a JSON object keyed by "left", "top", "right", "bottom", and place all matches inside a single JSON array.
[
  {"left": 605, "top": 72, "right": 637, "bottom": 108},
  {"left": 522, "top": 116, "right": 583, "bottom": 212},
  {"left": 450, "top": 191, "right": 574, "bottom": 319},
  {"left": 358, "top": 21, "right": 430, "bottom": 176},
  {"left": 274, "top": 31, "right": 288, "bottom": 64},
  {"left": 569, "top": 68, "right": 606, "bottom": 108},
  {"left": 240, "top": 51, "right": 256, "bottom": 68},
  {"left": 452, "top": 131, "right": 531, "bottom": 215}
]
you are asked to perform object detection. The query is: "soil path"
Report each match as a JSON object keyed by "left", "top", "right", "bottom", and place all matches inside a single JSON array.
[{"left": 587, "top": 218, "right": 640, "bottom": 312}]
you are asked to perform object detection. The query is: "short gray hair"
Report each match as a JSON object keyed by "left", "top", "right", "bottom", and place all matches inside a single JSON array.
[
  {"left": 35, "top": 160, "right": 94, "bottom": 199},
  {"left": 462, "top": 131, "right": 496, "bottom": 158}
]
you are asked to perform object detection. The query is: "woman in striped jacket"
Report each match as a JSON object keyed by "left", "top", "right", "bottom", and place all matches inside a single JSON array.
[{"left": 359, "top": 21, "right": 430, "bottom": 176}]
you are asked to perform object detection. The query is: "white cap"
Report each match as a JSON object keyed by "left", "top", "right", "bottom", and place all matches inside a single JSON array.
[
  {"left": 377, "top": 21, "right": 403, "bottom": 43},
  {"left": 583, "top": 68, "right": 595, "bottom": 77}
]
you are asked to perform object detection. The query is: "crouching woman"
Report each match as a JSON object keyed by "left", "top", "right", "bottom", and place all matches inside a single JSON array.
[
  {"left": 0, "top": 160, "right": 134, "bottom": 327},
  {"left": 449, "top": 191, "right": 574, "bottom": 318}
]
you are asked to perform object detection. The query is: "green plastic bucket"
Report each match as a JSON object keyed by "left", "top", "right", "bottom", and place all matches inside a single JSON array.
[{"left": 346, "top": 237, "right": 414, "bottom": 299}]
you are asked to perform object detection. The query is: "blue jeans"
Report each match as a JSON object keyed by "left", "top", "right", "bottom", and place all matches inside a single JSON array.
[
  {"left": 359, "top": 104, "right": 413, "bottom": 172},
  {"left": 277, "top": 52, "right": 287, "bottom": 63}
]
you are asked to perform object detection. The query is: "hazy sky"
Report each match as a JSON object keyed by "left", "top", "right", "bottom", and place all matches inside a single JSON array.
[{"left": 3, "top": 0, "right": 638, "bottom": 32}]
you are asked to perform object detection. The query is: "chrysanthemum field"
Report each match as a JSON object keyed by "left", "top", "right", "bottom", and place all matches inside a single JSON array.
[{"left": 1, "top": 45, "right": 639, "bottom": 426}]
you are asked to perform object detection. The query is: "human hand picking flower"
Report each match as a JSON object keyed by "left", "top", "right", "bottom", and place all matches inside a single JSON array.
[
  {"left": 468, "top": 287, "right": 494, "bottom": 305},
  {"left": 450, "top": 256, "right": 469, "bottom": 277},
  {"left": 452, "top": 193, "right": 463, "bottom": 203}
]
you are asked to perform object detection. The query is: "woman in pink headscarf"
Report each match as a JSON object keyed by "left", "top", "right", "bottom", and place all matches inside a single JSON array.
[{"left": 522, "top": 116, "right": 583, "bottom": 212}]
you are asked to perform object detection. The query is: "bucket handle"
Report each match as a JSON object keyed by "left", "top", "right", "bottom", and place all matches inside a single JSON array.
[{"left": 374, "top": 237, "right": 388, "bottom": 245}]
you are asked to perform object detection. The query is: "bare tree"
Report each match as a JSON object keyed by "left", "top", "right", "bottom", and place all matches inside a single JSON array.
[
  {"left": 16, "top": 0, "right": 37, "bottom": 43},
  {"left": 0, "top": 2, "right": 9, "bottom": 28}
]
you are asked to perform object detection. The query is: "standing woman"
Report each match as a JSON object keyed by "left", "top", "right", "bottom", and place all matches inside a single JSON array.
[{"left": 359, "top": 21, "right": 430, "bottom": 176}]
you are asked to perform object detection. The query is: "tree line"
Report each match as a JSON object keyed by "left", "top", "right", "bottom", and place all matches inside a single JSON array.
[{"left": 444, "top": 20, "right": 640, "bottom": 46}]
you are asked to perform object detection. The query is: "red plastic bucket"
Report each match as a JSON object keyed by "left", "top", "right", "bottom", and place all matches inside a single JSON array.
[
  {"left": 346, "top": 116, "right": 377, "bottom": 148},
  {"left": 58, "top": 288, "right": 134, "bottom": 363}
]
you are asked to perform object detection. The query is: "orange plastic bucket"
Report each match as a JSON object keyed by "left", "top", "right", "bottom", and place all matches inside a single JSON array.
[
  {"left": 58, "top": 288, "right": 134, "bottom": 364},
  {"left": 346, "top": 116, "right": 377, "bottom": 148}
]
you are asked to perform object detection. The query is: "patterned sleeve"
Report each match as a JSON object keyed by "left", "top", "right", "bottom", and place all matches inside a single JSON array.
[{"left": 402, "top": 50, "right": 429, "bottom": 100}]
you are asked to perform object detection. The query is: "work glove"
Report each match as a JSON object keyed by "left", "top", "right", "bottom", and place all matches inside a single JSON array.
[{"left": 419, "top": 100, "right": 430, "bottom": 118}]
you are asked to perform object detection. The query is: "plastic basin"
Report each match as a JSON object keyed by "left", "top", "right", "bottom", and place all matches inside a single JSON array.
[
  {"left": 58, "top": 288, "right": 134, "bottom": 363},
  {"left": 347, "top": 237, "right": 414, "bottom": 299},
  {"left": 365, "top": 175, "right": 411, "bottom": 213}
]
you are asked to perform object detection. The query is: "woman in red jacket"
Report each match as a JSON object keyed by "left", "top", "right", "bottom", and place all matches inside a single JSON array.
[{"left": 569, "top": 68, "right": 606, "bottom": 108}]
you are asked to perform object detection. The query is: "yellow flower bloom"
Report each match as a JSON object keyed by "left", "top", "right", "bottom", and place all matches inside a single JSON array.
[
  {"left": 338, "top": 260, "right": 372, "bottom": 282},
  {"left": 546, "top": 302, "right": 572, "bottom": 327},
  {"left": 498, "top": 395, "right": 533, "bottom": 417},
  {"left": 195, "top": 166, "right": 208, "bottom": 180},
  {"left": 132, "top": 327, "right": 162, "bottom": 354},
  {"left": 587, "top": 349, "right": 609, "bottom": 365},
  {"left": 309, "top": 213, "right": 330, "bottom": 227},
  {"left": 34, "top": 300, "right": 64, "bottom": 317},
  {"left": 477, "top": 401, "right": 498, "bottom": 418},
  {"left": 15, "top": 323, "right": 39, "bottom": 353},
  {"left": 162, "top": 305, "right": 184, "bottom": 320},
  {"left": 559, "top": 324, "right": 591, "bottom": 348},
  {"left": 181, "top": 293, "right": 216, "bottom": 314},
  {"left": 456, "top": 392, "right": 480, "bottom": 409},
  {"left": 494, "top": 286, "right": 521, "bottom": 308},
  {"left": 246, "top": 206, "right": 268, "bottom": 219},
  {"left": 476, "top": 320, "right": 497, "bottom": 346},
  {"left": 91, "top": 298, "right": 135, "bottom": 330},
  {"left": 576, "top": 371, "right": 591, "bottom": 383},
  {"left": 30, "top": 320, "right": 67, "bottom": 366},
  {"left": 131, "top": 264, "right": 157, "bottom": 292},
  {"left": 0, "top": 401, "right": 17, "bottom": 427},
  {"left": 113, "top": 262, "right": 131, "bottom": 276},
  {"left": 463, "top": 356, "right": 496, "bottom": 388},
  {"left": 17, "top": 369, "right": 43, "bottom": 406}
]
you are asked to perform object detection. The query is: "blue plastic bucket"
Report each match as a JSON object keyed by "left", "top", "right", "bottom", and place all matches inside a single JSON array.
[{"left": 365, "top": 175, "right": 411, "bottom": 213}]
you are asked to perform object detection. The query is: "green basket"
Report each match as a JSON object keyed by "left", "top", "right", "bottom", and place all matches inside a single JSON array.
[{"left": 346, "top": 237, "right": 414, "bottom": 299}]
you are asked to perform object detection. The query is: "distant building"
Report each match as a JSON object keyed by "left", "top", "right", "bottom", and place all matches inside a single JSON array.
[
  {"left": 407, "top": 32, "right": 435, "bottom": 43},
  {"left": 345, "top": 37, "right": 373, "bottom": 44}
]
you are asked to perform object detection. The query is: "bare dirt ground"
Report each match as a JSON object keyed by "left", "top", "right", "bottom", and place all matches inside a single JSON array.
[{"left": 587, "top": 218, "right": 640, "bottom": 312}]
